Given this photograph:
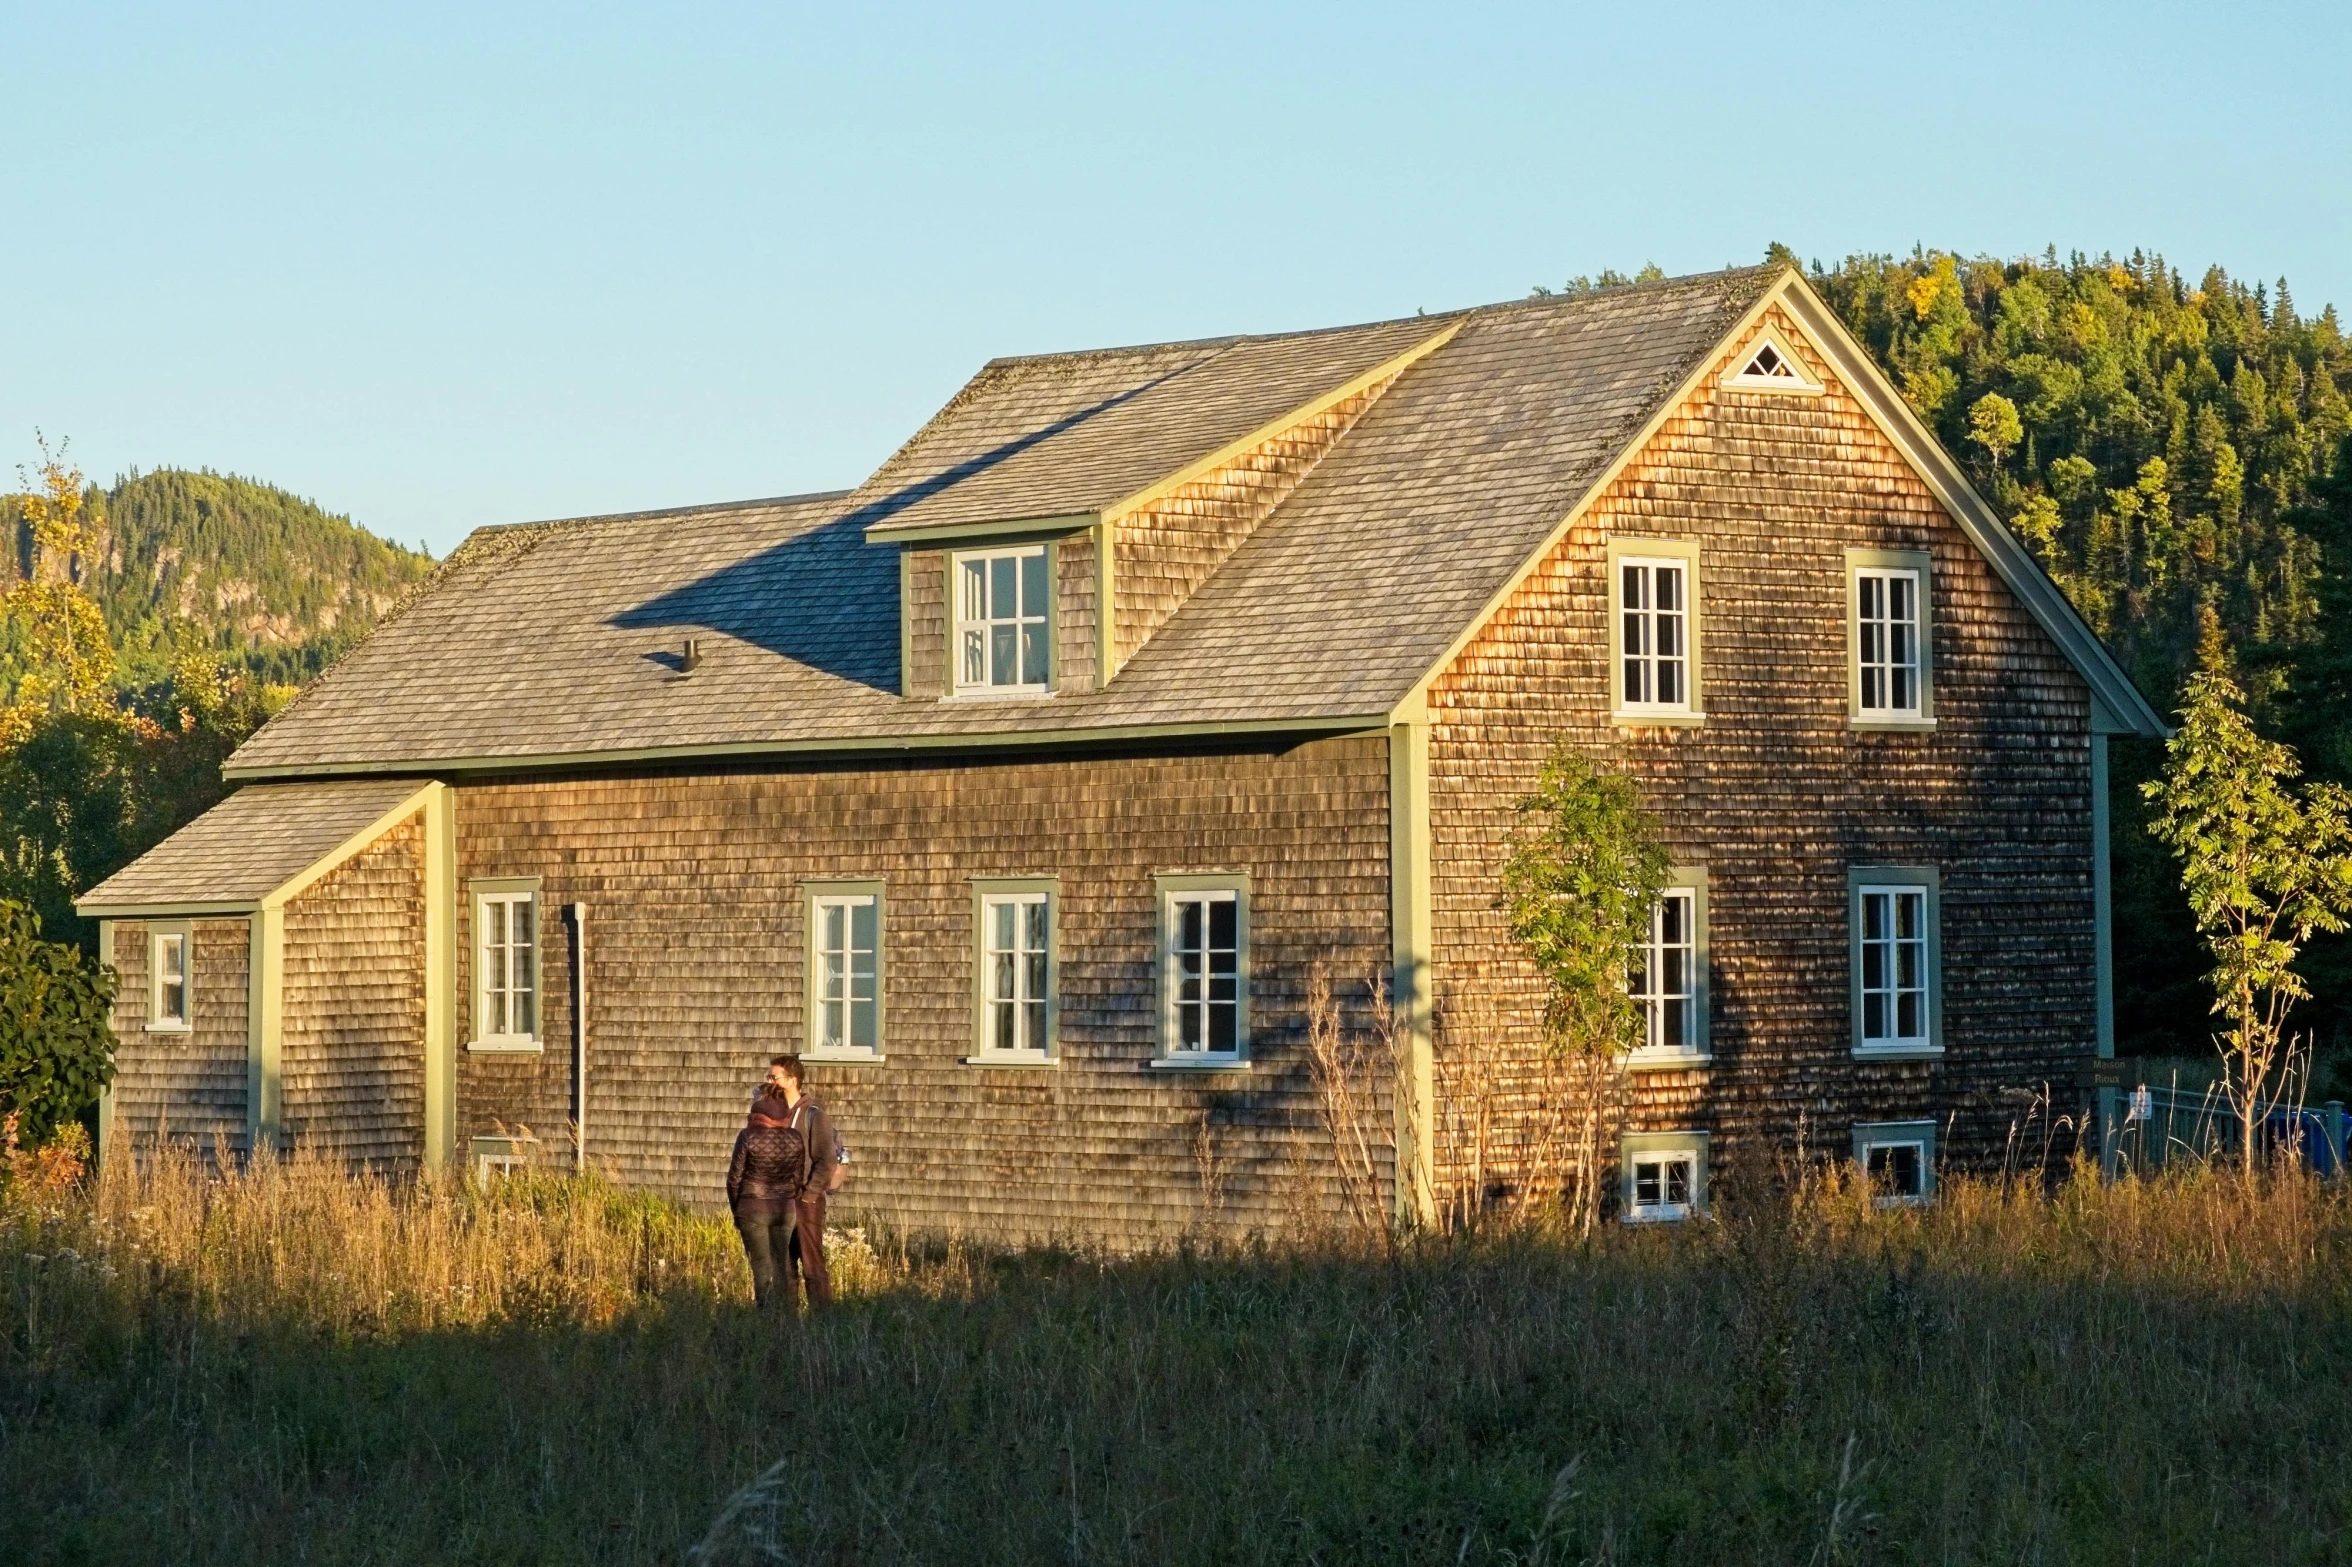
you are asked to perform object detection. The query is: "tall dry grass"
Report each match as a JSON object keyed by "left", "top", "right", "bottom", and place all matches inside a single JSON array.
[{"left": 7, "top": 1147, "right": 2352, "bottom": 1564}]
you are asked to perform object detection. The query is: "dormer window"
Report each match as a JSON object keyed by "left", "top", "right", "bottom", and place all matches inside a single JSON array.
[
  {"left": 953, "top": 546, "right": 1051, "bottom": 694},
  {"left": 1723, "top": 327, "right": 1823, "bottom": 393}
]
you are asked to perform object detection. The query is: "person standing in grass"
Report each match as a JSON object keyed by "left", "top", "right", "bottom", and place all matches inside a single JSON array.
[
  {"left": 765, "top": 1053, "right": 844, "bottom": 1311},
  {"left": 726, "top": 1081, "right": 807, "bottom": 1310}
]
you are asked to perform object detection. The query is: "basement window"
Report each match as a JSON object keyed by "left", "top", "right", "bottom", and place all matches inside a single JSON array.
[
  {"left": 1853, "top": 1121, "right": 1937, "bottom": 1202},
  {"left": 953, "top": 545, "right": 1051, "bottom": 694},
  {"left": 1622, "top": 1131, "right": 1708, "bottom": 1222}
]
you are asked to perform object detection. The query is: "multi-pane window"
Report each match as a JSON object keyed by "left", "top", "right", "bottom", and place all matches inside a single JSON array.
[
  {"left": 1629, "top": 1149, "right": 1696, "bottom": 1221},
  {"left": 1866, "top": 1140, "right": 1925, "bottom": 1199},
  {"left": 1166, "top": 890, "right": 1240, "bottom": 1055},
  {"left": 1858, "top": 885, "right": 1930, "bottom": 1047},
  {"left": 955, "top": 546, "right": 1051, "bottom": 693},
  {"left": 478, "top": 892, "right": 538, "bottom": 1042},
  {"left": 1854, "top": 1121, "right": 1937, "bottom": 1202},
  {"left": 1856, "top": 568, "right": 1923, "bottom": 717},
  {"left": 1618, "top": 558, "right": 1690, "bottom": 712},
  {"left": 1629, "top": 889, "right": 1697, "bottom": 1055},
  {"left": 812, "top": 894, "right": 880, "bottom": 1053},
  {"left": 982, "top": 893, "right": 1051, "bottom": 1054},
  {"left": 151, "top": 930, "right": 189, "bottom": 1029}
]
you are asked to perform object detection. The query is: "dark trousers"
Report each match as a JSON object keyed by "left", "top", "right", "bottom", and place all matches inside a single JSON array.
[
  {"left": 734, "top": 1208, "right": 794, "bottom": 1309},
  {"left": 787, "top": 1193, "right": 832, "bottom": 1309}
]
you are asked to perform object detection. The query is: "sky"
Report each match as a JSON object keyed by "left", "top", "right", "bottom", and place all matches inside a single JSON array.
[{"left": 5, "top": 1, "right": 2349, "bottom": 557}]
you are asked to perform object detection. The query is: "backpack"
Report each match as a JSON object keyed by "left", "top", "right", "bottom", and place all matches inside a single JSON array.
[{"left": 793, "top": 1101, "right": 850, "bottom": 1194}]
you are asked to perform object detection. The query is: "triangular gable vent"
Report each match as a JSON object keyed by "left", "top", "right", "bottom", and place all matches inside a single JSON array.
[{"left": 1724, "top": 326, "right": 1822, "bottom": 393}]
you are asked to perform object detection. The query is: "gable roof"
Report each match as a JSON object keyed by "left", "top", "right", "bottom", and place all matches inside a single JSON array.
[
  {"left": 78, "top": 778, "right": 438, "bottom": 915},
  {"left": 220, "top": 265, "right": 2160, "bottom": 783}
]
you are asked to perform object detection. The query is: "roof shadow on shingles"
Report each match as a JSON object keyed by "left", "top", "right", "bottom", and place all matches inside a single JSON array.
[
  {"left": 606, "top": 508, "right": 899, "bottom": 694},
  {"left": 846, "top": 373, "right": 1190, "bottom": 532}
]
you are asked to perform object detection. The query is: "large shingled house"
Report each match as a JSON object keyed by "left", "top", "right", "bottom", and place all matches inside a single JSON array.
[{"left": 80, "top": 265, "right": 2165, "bottom": 1236}]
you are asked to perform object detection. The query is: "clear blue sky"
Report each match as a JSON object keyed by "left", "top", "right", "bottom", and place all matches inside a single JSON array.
[{"left": 7, "top": 1, "right": 2348, "bottom": 557}]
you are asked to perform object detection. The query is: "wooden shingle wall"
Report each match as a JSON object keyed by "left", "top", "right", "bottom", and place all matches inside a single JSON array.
[
  {"left": 903, "top": 549, "right": 945, "bottom": 699},
  {"left": 1425, "top": 305, "right": 2098, "bottom": 1207},
  {"left": 280, "top": 813, "right": 427, "bottom": 1173},
  {"left": 1055, "top": 531, "right": 1098, "bottom": 695},
  {"left": 451, "top": 735, "right": 1394, "bottom": 1242},
  {"left": 1110, "top": 370, "right": 1405, "bottom": 673},
  {"left": 104, "top": 918, "right": 251, "bottom": 1164}
]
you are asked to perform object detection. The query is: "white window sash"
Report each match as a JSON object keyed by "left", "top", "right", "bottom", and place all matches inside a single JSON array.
[
  {"left": 150, "top": 931, "right": 190, "bottom": 1029},
  {"left": 477, "top": 893, "right": 538, "bottom": 1043},
  {"left": 1165, "top": 889, "right": 1242, "bottom": 1057},
  {"left": 812, "top": 894, "right": 881, "bottom": 1054},
  {"left": 1629, "top": 1153, "right": 1696, "bottom": 1220},
  {"left": 980, "top": 893, "right": 1051, "bottom": 1055},
  {"left": 1855, "top": 568, "right": 1923, "bottom": 717},
  {"left": 953, "top": 546, "right": 1051, "bottom": 694},
  {"left": 1858, "top": 885, "right": 1931, "bottom": 1046},
  {"left": 1629, "top": 889, "right": 1698, "bottom": 1057},
  {"left": 1617, "top": 558, "right": 1691, "bottom": 714}
]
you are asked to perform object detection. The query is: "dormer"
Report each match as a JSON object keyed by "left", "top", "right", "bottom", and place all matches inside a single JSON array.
[{"left": 855, "top": 318, "right": 1463, "bottom": 698}]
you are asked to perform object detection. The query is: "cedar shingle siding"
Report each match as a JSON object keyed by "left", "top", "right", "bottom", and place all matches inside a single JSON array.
[
  {"left": 82, "top": 267, "right": 2162, "bottom": 1237},
  {"left": 106, "top": 918, "right": 252, "bottom": 1165},
  {"left": 1426, "top": 308, "right": 2097, "bottom": 1207},
  {"left": 451, "top": 737, "right": 1391, "bottom": 1238},
  {"left": 282, "top": 813, "right": 428, "bottom": 1174}
]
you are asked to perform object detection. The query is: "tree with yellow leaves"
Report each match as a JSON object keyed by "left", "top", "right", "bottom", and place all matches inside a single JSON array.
[{"left": 2, "top": 438, "right": 118, "bottom": 744}]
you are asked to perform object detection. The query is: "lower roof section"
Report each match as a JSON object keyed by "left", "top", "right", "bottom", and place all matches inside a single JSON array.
[{"left": 77, "top": 778, "right": 438, "bottom": 917}]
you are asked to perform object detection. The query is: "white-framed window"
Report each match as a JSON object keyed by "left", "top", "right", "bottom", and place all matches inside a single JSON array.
[
  {"left": 1722, "top": 326, "right": 1823, "bottom": 393},
  {"left": 474, "top": 885, "right": 540, "bottom": 1047},
  {"left": 1155, "top": 875, "right": 1250, "bottom": 1064},
  {"left": 953, "top": 545, "right": 1051, "bottom": 694},
  {"left": 1622, "top": 1131, "right": 1708, "bottom": 1222},
  {"left": 1851, "top": 867, "right": 1941, "bottom": 1056},
  {"left": 148, "top": 925, "right": 191, "bottom": 1032},
  {"left": 1619, "top": 559, "right": 1689, "bottom": 710},
  {"left": 806, "top": 882, "right": 883, "bottom": 1058},
  {"left": 1856, "top": 569, "right": 1922, "bottom": 717},
  {"left": 1846, "top": 549, "right": 1934, "bottom": 727},
  {"left": 1627, "top": 877, "right": 1707, "bottom": 1066},
  {"left": 1607, "top": 538, "right": 1701, "bottom": 723},
  {"left": 971, "top": 880, "right": 1055, "bottom": 1062},
  {"left": 1853, "top": 1121, "right": 1937, "bottom": 1202}
]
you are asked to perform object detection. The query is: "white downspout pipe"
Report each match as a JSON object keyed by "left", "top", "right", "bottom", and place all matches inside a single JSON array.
[{"left": 570, "top": 902, "right": 589, "bottom": 1173}]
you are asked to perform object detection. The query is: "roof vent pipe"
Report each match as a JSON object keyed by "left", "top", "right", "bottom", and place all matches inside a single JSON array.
[{"left": 681, "top": 637, "right": 702, "bottom": 675}]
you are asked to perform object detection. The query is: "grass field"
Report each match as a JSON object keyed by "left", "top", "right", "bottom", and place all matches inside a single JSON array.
[{"left": 5, "top": 1148, "right": 2351, "bottom": 1565}]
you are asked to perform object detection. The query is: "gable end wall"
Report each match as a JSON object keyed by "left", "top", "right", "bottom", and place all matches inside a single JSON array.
[{"left": 1423, "top": 304, "right": 2098, "bottom": 1208}]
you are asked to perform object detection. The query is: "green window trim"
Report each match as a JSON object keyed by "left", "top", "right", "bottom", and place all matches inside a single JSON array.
[
  {"left": 1150, "top": 871, "right": 1252, "bottom": 1067},
  {"left": 1848, "top": 865, "right": 1944, "bottom": 1059},
  {"left": 803, "top": 878, "right": 887, "bottom": 1062},
  {"left": 1620, "top": 1129, "right": 1710, "bottom": 1221},
  {"left": 1625, "top": 864, "right": 1711, "bottom": 1071},
  {"left": 968, "top": 875, "right": 1059, "bottom": 1064},
  {"left": 945, "top": 541, "right": 1059, "bottom": 699},
  {"left": 1844, "top": 547, "right": 1937, "bottom": 731},
  {"left": 467, "top": 875, "right": 544, "bottom": 1055},
  {"left": 145, "top": 918, "right": 194, "bottom": 1034},
  {"left": 1852, "top": 1119, "right": 1938, "bottom": 1202},
  {"left": 1604, "top": 535, "right": 1704, "bottom": 727}
]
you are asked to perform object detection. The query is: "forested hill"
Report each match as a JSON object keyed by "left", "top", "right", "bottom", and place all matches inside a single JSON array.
[
  {"left": 1799, "top": 247, "right": 2350, "bottom": 722},
  {"left": 12, "top": 469, "right": 435, "bottom": 688}
]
